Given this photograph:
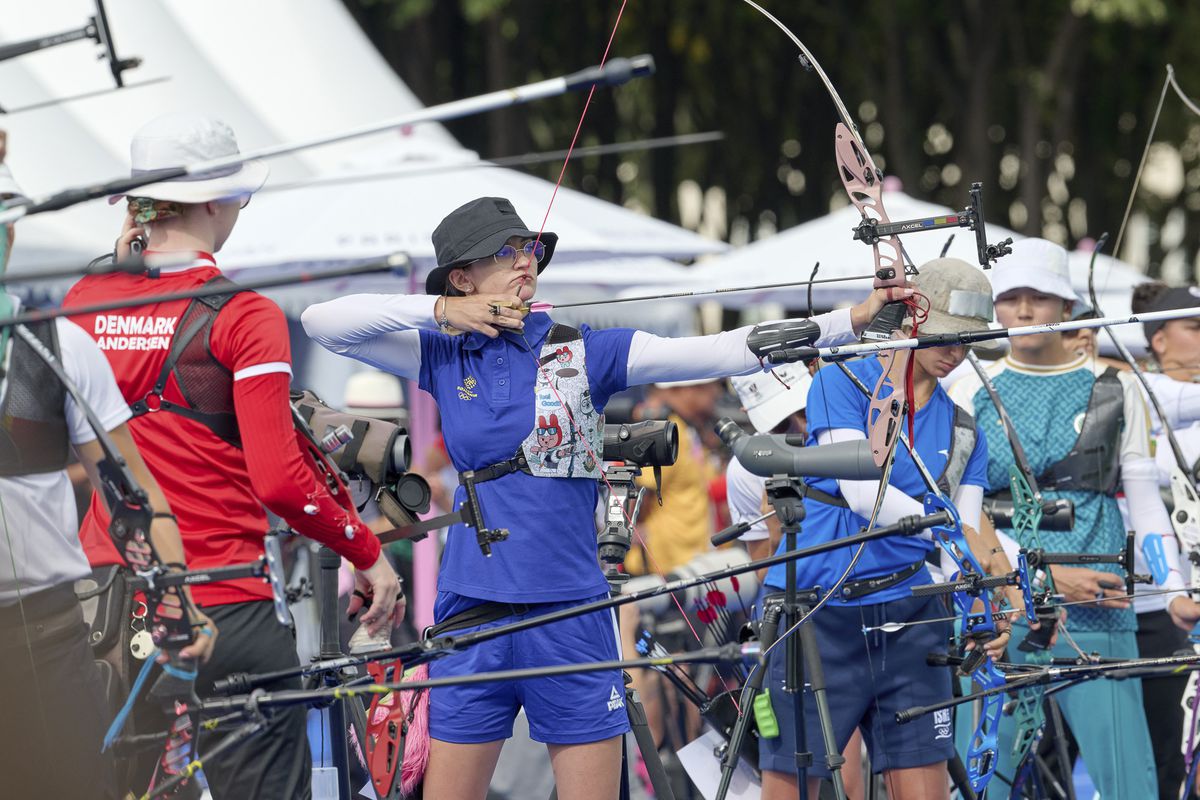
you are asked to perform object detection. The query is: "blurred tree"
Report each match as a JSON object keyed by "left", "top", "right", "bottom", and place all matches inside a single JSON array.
[{"left": 341, "top": 0, "right": 1200, "bottom": 281}]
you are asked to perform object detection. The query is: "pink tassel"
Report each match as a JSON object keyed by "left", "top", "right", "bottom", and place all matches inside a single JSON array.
[{"left": 399, "top": 664, "right": 430, "bottom": 797}]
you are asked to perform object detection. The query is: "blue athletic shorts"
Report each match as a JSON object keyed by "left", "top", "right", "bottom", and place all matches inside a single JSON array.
[
  {"left": 427, "top": 591, "right": 633, "bottom": 745},
  {"left": 757, "top": 592, "right": 956, "bottom": 777}
]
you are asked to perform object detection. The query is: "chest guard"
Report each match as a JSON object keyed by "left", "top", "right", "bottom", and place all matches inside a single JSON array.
[
  {"left": 1038, "top": 367, "right": 1124, "bottom": 495},
  {"left": 934, "top": 405, "right": 978, "bottom": 498},
  {"left": 0, "top": 320, "right": 69, "bottom": 476},
  {"left": 518, "top": 324, "right": 603, "bottom": 480},
  {"left": 128, "top": 277, "right": 245, "bottom": 448}
]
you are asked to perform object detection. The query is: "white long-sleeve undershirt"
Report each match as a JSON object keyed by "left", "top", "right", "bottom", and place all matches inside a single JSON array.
[
  {"left": 817, "top": 427, "right": 985, "bottom": 539},
  {"left": 301, "top": 293, "right": 857, "bottom": 386}
]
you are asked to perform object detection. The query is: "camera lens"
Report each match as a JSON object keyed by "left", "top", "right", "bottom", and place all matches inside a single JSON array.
[
  {"left": 390, "top": 432, "right": 411, "bottom": 474},
  {"left": 713, "top": 417, "right": 745, "bottom": 448}
]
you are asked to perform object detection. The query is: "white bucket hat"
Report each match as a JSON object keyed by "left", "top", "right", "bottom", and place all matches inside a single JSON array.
[
  {"left": 989, "top": 238, "right": 1082, "bottom": 307},
  {"left": 109, "top": 112, "right": 269, "bottom": 205},
  {"left": 730, "top": 363, "right": 812, "bottom": 433},
  {"left": 0, "top": 164, "right": 28, "bottom": 204}
]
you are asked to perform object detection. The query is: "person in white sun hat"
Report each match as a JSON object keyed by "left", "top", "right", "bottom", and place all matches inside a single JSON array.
[
  {"left": 949, "top": 237, "right": 1200, "bottom": 798},
  {"left": 726, "top": 362, "right": 813, "bottom": 565},
  {"left": 62, "top": 113, "right": 403, "bottom": 799}
]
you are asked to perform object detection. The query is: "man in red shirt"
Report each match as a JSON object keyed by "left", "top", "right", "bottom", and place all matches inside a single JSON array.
[{"left": 64, "top": 112, "right": 403, "bottom": 799}]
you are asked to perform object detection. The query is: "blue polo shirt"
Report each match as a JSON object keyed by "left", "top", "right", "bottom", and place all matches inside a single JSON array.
[
  {"left": 419, "top": 312, "right": 635, "bottom": 603},
  {"left": 763, "top": 358, "right": 989, "bottom": 602}
]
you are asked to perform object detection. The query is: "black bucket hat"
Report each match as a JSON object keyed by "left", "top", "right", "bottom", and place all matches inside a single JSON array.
[{"left": 426, "top": 197, "right": 558, "bottom": 295}]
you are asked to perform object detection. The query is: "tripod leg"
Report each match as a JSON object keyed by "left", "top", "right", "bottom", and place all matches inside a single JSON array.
[
  {"left": 625, "top": 680, "right": 675, "bottom": 800},
  {"left": 796, "top": 606, "right": 847, "bottom": 800},
  {"left": 715, "top": 603, "right": 781, "bottom": 800}
]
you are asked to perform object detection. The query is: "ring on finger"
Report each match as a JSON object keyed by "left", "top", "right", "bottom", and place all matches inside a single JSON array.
[{"left": 489, "top": 304, "right": 501, "bottom": 316}]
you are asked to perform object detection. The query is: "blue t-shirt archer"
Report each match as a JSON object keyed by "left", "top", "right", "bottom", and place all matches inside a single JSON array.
[
  {"left": 419, "top": 312, "right": 634, "bottom": 606},
  {"left": 763, "top": 358, "right": 990, "bottom": 604}
]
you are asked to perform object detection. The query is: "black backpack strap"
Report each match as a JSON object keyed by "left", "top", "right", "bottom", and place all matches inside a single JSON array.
[{"left": 128, "top": 277, "right": 244, "bottom": 446}]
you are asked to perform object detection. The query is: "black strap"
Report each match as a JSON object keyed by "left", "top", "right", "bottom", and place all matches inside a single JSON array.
[
  {"left": 799, "top": 482, "right": 848, "bottom": 508},
  {"left": 425, "top": 600, "right": 536, "bottom": 639},
  {"left": 336, "top": 419, "right": 370, "bottom": 475},
  {"left": 465, "top": 453, "right": 531, "bottom": 485},
  {"left": 127, "top": 277, "right": 243, "bottom": 444}
]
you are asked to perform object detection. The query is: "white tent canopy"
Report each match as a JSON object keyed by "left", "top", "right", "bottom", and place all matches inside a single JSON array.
[
  {"left": 0, "top": 0, "right": 722, "bottom": 299},
  {"left": 220, "top": 159, "right": 725, "bottom": 279}
]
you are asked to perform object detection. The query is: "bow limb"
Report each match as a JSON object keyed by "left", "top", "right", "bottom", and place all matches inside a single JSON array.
[
  {"left": 737, "top": 1, "right": 913, "bottom": 463},
  {"left": 924, "top": 493, "right": 1003, "bottom": 794},
  {"left": 737, "top": 1, "right": 911, "bottom": 311}
]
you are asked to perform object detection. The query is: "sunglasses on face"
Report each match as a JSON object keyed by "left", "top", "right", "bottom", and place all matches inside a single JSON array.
[{"left": 537, "top": 426, "right": 560, "bottom": 436}]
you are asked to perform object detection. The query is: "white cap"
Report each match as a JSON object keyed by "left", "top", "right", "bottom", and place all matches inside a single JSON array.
[
  {"left": 109, "top": 112, "right": 269, "bottom": 205},
  {"left": 989, "top": 238, "right": 1082, "bottom": 307},
  {"left": 730, "top": 363, "right": 812, "bottom": 433},
  {"left": 0, "top": 164, "right": 28, "bottom": 204},
  {"left": 343, "top": 371, "right": 405, "bottom": 419}
]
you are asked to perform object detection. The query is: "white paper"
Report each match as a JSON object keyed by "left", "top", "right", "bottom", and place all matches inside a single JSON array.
[{"left": 677, "top": 728, "right": 761, "bottom": 800}]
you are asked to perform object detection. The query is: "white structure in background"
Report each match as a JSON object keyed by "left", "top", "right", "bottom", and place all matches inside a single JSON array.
[{"left": 0, "top": 0, "right": 722, "bottom": 290}]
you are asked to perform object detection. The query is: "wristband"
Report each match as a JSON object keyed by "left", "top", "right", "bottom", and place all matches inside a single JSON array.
[{"left": 153, "top": 513, "right": 178, "bottom": 520}]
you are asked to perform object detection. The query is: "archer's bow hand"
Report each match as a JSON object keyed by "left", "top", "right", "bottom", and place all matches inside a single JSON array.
[
  {"left": 1050, "top": 566, "right": 1131, "bottom": 609},
  {"left": 851, "top": 285, "right": 915, "bottom": 336}
]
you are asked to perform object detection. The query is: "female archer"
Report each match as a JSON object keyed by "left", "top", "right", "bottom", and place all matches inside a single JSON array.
[
  {"left": 947, "top": 238, "right": 1199, "bottom": 798},
  {"left": 755, "top": 258, "right": 1020, "bottom": 800},
  {"left": 302, "top": 195, "right": 903, "bottom": 800}
]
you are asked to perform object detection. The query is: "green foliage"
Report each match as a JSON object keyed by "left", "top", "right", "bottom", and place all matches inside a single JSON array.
[{"left": 341, "top": 0, "right": 1200, "bottom": 279}]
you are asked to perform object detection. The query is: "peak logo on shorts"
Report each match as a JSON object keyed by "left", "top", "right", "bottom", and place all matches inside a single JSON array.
[{"left": 607, "top": 686, "right": 625, "bottom": 712}]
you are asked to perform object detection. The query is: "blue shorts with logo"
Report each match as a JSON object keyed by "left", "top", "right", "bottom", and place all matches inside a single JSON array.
[
  {"left": 427, "top": 591, "right": 632, "bottom": 745},
  {"left": 758, "top": 592, "right": 956, "bottom": 777}
]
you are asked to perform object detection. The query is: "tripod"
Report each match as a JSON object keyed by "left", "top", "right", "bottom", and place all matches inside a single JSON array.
[
  {"left": 562, "top": 463, "right": 678, "bottom": 800},
  {"left": 716, "top": 475, "right": 847, "bottom": 800}
]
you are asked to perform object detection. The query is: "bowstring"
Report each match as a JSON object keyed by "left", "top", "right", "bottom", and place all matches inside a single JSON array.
[{"left": 1111, "top": 68, "right": 1171, "bottom": 264}]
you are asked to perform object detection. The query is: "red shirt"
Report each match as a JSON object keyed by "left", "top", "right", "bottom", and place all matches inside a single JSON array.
[{"left": 64, "top": 255, "right": 380, "bottom": 605}]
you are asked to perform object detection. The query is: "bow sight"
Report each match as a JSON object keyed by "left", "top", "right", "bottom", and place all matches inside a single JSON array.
[
  {"left": 0, "top": 0, "right": 140, "bottom": 112},
  {"left": 851, "top": 182, "right": 1014, "bottom": 269}
]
